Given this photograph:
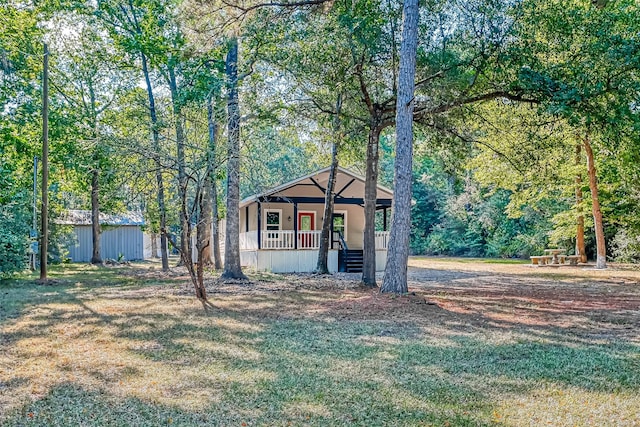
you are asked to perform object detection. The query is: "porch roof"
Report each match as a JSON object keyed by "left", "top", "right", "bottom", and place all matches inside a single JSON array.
[{"left": 239, "top": 166, "right": 394, "bottom": 208}]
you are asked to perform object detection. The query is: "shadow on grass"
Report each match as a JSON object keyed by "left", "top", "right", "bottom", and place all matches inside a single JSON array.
[
  {"left": 1, "top": 383, "right": 208, "bottom": 427},
  {"left": 2, "top": 264, "right": 640, "bottom": 426},
  {"left": 0, "top": 263, "right": 175, "bottom": 325}
]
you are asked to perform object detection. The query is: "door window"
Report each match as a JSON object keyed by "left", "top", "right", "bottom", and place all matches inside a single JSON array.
[
  {"left": 300, "top": 214, "right": 312, "bottom": 230},
  {"left": 265, "top": 209, "right": 281, "bottom": 239},
  {"left": 333, "top": 212, "right": 346, "bottom": 240}
]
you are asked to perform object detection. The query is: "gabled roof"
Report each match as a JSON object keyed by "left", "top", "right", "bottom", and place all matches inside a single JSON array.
[
  {"left": 57, "top": 210, "right": 145, "bottom": 226},
  {"left": 240, "top": 166, "right": 393, "bottom": 208}
]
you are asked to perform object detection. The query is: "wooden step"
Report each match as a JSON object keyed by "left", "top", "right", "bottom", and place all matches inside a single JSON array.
[{"left": 345, "top": 250, "right": 363, "bottom": 272}]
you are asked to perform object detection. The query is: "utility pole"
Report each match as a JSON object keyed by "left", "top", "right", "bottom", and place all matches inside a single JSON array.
[
  {"left": 31, "top": 156, "right": 38, "bottom": 270},
  {"left": 40, "top": 43, "right": 49, "bottom": 282}
]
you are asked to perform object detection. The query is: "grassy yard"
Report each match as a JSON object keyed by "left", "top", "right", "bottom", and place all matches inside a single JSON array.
[{"left": 1, "top": 259, "right": 639, "bottom": 426}]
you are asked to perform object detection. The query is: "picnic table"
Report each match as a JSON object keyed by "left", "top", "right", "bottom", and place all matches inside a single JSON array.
[
  {"left": 544, "top": 248, "right": 566, "bottom": 265},
  {"left": 530, "top": 249, "right": 580, "bottom": 266}
]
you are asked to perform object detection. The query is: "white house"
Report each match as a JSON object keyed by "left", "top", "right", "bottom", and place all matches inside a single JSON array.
[{"left": 237, "top": 167, "right": 393, "bottom": 273}]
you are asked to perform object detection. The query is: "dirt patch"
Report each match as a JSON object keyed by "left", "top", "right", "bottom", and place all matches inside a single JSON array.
[
  {"left": 405, "top": 259, "right": 640, "bottom": 340},
  {"left": 123, "top": 259, "right": 640, "bottom": 340}
]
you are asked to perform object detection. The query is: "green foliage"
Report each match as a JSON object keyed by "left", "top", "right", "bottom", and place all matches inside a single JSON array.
[
  {"left": 0, "top": 198, "right": 29, "bottom": 278},
  {"left": 408, "top": 144, "right": 555, "bottom": 258},
  {"left": 417, "top": 187, "right": 550, "bottom": 258},
  {"left": 241, "top": 125, "right": 324, "bottom": 198},
  {"left": 3, "top": 0, "right": 640, "bottom": 266},
  {"left": 611, "top": 230, "right": 640, "bottom": 263}
]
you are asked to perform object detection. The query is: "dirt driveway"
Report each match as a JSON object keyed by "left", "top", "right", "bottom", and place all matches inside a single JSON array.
[
  {"left": 402, "top": 258, "right": 640, "bottom": 341},
  {"left": 179, "top": 257, "right": 640, "bottom": 344}
]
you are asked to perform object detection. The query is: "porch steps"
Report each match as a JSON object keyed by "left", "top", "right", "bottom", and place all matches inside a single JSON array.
[{"left": 345, "top": 249, "right": 364, "bottom": 273}]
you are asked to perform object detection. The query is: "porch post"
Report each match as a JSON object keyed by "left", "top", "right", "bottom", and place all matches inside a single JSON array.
[
  {"left": 245, "top": 206, "right": 249, "bottom": 232},
  {"left": 293, "top": 202, "right": 298, "bottom": 250},
  {"left": 383, "top": 207, "right": 388, "bottom": 231},
  {"left": 257, "top": 202, "right": 261, "bottom": 250},
  {"left": 330, "top": 211, "right": 334, "bottom": 249}
]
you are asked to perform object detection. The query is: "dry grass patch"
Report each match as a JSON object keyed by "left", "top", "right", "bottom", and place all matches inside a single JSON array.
[{"left": 1, "top": 259, "right": 639, "bottom": 426}]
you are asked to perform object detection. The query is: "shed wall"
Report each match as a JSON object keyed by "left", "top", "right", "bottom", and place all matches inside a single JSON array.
[{"left": 67, "top": 225, "right": 145, "bottom": 262}]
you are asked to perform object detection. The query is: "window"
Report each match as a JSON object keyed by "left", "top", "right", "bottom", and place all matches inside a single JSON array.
[{"left": 264, "top": 209, "right": 281, "bottom": 239}]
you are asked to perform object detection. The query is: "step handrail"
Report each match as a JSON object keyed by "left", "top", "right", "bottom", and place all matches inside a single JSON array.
[
  {"left": 335, "top": 231, "right": 348, "bottom": 250},
  {"left": 335, "top": 230, "right": 349, "bottom": 262}
]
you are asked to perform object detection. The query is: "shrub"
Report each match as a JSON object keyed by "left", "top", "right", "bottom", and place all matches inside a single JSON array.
[
  {"left": 0, "top": 200, "right": 29, "bottom": 278},
  {"left": 611, "top": 229, "right": 640, "bottom": 263}
]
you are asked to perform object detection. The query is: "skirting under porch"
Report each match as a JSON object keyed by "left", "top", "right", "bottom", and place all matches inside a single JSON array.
[{"left": 240, "top": 249, "right": 388, "bottom": 273}]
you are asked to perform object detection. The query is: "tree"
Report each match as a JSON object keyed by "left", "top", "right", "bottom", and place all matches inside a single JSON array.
[
  {"left": 166, "top": 58, "right": 191, "bottom": 265},
  {"left": 380, "top": 0, "right": 419, "bottom": 294},
  {"left": 574, "top": 144, "right": 587, "bottom": 263},
  {"left": 221, "top": 36, "right": 247, "bottom": 279},
  {"left": 0, "top": 4, "right": 42, "bottom": 276},
  {"left": 94, "top": 0, "right": 174, "bottom": 271},
  {"left": 583, "top": 134, "right": 606, "bottom": 268},
  {"left": 49, "top": 16, "right": 132, "bottom": 265},
  {"left": 204, "top": 92, "right": 224, "bottom": 269},
  {"left": 316, "top": 95, "right": 342, "bottom": 274},
  {"left": 496, "top": 0, "right": 640, "bottom": 267}
]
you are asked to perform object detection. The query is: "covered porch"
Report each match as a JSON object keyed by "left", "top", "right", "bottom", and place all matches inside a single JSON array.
[{"left": 238, "top": 167, "right": 393, "bottom": 273}]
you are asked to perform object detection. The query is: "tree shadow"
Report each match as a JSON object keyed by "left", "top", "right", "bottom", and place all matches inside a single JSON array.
[
  {"left": 1, "top": 383, "right": 210, "bottom": 427},
  {"left": 2, "top": 263, "right": 640, "bottom": 425}
]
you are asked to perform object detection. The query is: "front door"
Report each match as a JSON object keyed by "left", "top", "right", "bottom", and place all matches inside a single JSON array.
[
  {"left": 331, "top": 213, "right": 345, "bottom": 249},
  {"left": 298, "top": 212, "right": 315, "bottom": 248}
]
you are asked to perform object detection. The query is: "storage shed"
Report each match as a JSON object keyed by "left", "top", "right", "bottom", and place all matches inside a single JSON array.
[{"left": 58, "top": 210, "right": 152, "bottom": 262}]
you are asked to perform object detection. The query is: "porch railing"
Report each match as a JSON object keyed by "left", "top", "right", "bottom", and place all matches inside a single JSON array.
[
  {"left": 375, "top": 231, "right": 390, "bottom": 250},
  {"left": 261, "top": 230, "right": 295, "bottom": 249},
  {"left": 297, "top": 230, "right": 321, "bottom": 249},
  {"left": 259, "top": 230, "right": 322, "bottom": 249},
  {"left": 239, "top": 230, "right": 390, "bottom": 250}
]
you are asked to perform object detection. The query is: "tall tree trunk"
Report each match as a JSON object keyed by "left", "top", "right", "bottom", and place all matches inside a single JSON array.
[
  {"left": 583, "top": 135, "right": 606, "bottom": 269},
  {"left": 316, "top": 94, "right": 342, "bottom": 274},
  {"left": 380, "top": 0, "right": 419, "bottom": 294},
  {"left": 211, "top": 178, "right": 222, "bottom": 270},
  {"left": 575, "top": 144, "right": 587, "bottom": 263},
  {"left": 40, "top": 42, "right": 49, "bottom": 281},
  {"left": 207, "top": 94, "right": 223, "bottom": 269},
  {"left": 200, "top": 184, "right": 213, "bottom": 266},
  {"left": 88, "top": 83, "right": 102, "bottom": 265},
  {"left": 362, "top": 125, "right": 381, "bottom": 287},
  {"left": 316, "top": 142, "right": 339, "bottom": 274},
  {"left": 141, "top": 52, "right": 169, "bottom": 271},
  {"left": 90, "top": 169, "right": 102, "bottom": 264},
  {"left": 221, "top": 37, "right": 247, "bottom": 280},
  {"left": 168, "top": 64, "right": 190, "bottom": 264},
  {"left": 200, "top": 95, "right": 215, "bottom": 266},
  {"left": 194, "top": 191, "right": 209, "bottom": 301},
  {"left": 316, "top": 96, "right": 342, "bottom": 274},
  {"left": 151, "top": 233, "right": 158, "bottom": 258}
]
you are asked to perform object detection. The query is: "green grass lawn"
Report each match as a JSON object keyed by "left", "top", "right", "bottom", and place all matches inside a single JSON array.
[
  {"left": 411, "top": 256, "right": 529, "bottom": 265},
  {"left": 1, "top": 261, "right": 639, "bottom": 426}
]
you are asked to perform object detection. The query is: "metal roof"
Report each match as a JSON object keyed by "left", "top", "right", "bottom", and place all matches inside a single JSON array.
[
  {"left": 57, "top": 210, "right": 145, "bottom": 226},
  {"left": 240, "top": 166, "right": 394, "bottom": 208}
]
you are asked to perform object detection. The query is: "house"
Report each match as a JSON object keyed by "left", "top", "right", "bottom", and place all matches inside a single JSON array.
[
  {"left": 238, "top": 167, "right": 393, "bottom": 273},
  {"left": 58, "top": 210, "right": 159, "bottom": 262}
]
